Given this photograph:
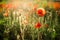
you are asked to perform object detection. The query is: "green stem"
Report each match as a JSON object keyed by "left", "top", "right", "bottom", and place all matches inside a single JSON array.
[
  {"left": 37, "top": 29, "right": 40, "bottom": 40},
  {"left": 22, "top": 31, "right": 24, "bottom": 40},
  {"left": 32, "top": 32, "right": 34, "bottom": 40}
]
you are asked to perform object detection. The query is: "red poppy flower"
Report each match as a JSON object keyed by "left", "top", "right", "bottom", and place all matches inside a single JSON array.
[
  {"left": 53, "top": 2, "right": 60, "bottom": 10},
  {"left": 36, "top": 8, "right": 46, "bottom": 17},
  {"left": 35, "top": 22, "right": 41, "bottom": 29},
  {"left": 6, "top": 3, "right": 12, "bottom": 9},
  {"left": 0, "top": 4, "right": 6, "bottom": 8}
]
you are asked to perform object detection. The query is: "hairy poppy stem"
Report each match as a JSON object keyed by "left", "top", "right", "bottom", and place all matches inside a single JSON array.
[
  {"left": 32, "top": 32, "right": 34, "bottom": 40},
  {"left": 37, "top": 29, "right": 40, "bottom": 40}
]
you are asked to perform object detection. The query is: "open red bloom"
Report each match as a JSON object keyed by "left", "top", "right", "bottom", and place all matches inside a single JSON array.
[
  {"left": 36, "top": 8, "right": 46, "bottom": 17},
  {"left": 35, "top": 22, "right": 41, "bottom": 29},
  {"left": 6, "top": 3, "right": 12, "bottom": 9},
  {"left": 0, "top": 4, "right": 6, "bottom": 8}
]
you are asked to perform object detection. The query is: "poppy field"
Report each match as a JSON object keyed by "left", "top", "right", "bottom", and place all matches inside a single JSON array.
[{"left": 0, "top": 0, "right": 60, "bottom": 40}]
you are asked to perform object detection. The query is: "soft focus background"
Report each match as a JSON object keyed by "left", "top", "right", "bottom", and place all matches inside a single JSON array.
[{"left": 0, "top": 0, "right": 60, "bottom": 40}]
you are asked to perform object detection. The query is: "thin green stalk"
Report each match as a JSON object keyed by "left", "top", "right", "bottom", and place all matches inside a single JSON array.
[
  {"left": 32, "top": 32, "right": 34, "bottom": 40},
  {"left": 37, "top": 29, "right": 40, "bottom": 40}
]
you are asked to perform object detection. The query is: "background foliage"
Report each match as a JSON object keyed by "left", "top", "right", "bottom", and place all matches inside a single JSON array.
[{"left": 0, "top": 0, "right": 60, "bottom": 40}]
